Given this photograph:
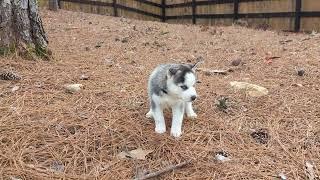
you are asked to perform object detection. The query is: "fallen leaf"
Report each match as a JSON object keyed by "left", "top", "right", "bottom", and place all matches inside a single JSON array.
[
  {"left": 117, "top": 148, "right": 152, "bottom": 160},
  {"left": 50, "top": 161, "right": 64, "bottom": 172},
  {"left": 11, "top": 86, "right": 20, "bottom": 92}
]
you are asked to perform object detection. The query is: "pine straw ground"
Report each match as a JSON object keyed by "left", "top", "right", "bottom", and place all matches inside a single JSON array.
[{"left": 1, "top": 9, "right": 320, "bottom": 180}]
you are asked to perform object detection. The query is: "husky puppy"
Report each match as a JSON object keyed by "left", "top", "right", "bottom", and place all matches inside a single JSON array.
[{"left": 146, "top": 61, "right": 201, "bottom": 138}]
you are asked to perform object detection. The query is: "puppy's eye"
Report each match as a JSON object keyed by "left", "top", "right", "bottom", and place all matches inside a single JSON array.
[{"left": 180, "top": 85, "right": 188, "bottom": 90}]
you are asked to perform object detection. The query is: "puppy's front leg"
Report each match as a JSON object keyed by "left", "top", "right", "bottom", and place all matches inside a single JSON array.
[
  {"left": 185, "top": 102, "right": 197, "bottom": 119},
  {"left": 152, "top": 102, "right": 166, "bottom": 134},
  {"left": 171, "top": 102, "right": 185, "bottom": 138}
]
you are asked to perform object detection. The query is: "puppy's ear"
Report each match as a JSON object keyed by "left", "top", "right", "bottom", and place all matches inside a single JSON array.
[{"left": 168, "top": 67, "right": 179, "bottom": 76}]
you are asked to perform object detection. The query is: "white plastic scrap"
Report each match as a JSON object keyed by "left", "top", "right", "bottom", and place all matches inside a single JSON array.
[
  {"left": 215, "top": 154, "right": 230, "bottom": 162},
  {"left": 306, "top": 161, "right": 316, "bottom": 180},
  {"left": 279, "top": 172, "right": 287, "bottom": 180},
  {"left": 11, "top": 86, "right": 20, "bottom": 92}
]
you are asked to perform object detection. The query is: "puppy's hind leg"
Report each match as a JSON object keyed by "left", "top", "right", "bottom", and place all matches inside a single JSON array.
[
  {"left": 146, "top": 108, "right": 153, "bottom": 119},
  {"left": 185, "top": 102, "right": 197, "bottom": 119},
  {"left": 171, "top": 102, "right": 185, "bottom": 138},
  {"left": 151, "top": 98, "right": 166, "bottom": 134}
]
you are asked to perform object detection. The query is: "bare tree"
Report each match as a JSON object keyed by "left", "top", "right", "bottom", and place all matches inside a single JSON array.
[{"left": 0, "top": 0, "right": 51, "bottom": 60}]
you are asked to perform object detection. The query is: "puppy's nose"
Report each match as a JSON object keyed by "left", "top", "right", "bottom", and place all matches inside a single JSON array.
[{"left": 191, "top": 95, "right": 197, "bottom": 101}]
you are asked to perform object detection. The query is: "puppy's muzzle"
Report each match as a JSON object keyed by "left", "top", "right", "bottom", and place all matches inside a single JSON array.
[{"left": 191, "top": 95, "right": 197, "bottom": 101}]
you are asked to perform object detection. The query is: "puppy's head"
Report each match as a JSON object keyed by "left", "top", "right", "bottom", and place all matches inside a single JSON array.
[{"left": 166, "top": 64, "right": 198, "bottom": 102}]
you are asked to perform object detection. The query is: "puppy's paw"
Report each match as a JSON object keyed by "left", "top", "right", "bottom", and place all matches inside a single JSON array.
[
  {"left": 155, "top": 126, "right": 166, "bottom": 134},
  {"left": 170, "top": 129, "right": 182, "bottom": 138},
  {"left": 187, "top": 112, "right": 197, "bottom": 119},
  {"left": 146, "top": 111, "right": 153, "bottom": 119}
]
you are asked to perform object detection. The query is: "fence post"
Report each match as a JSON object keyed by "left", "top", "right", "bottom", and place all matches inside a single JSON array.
[
  {"left": 294, "top": 0, "right": 301, "bottom": 32},
  {"left": 49, "top": 0, "right": 59, "bottom": 11},
  {"left": 113, "top": 0, "right": 118, "bottom": 17},
  {"left": 192, "top": 0, "right": 196, "bottom": 24},
  {"left": 161, "top": 0, "right": 166, "bottom": 22},
  {"left": 234, "top": 0, "right": 239, "bottom": 21}
]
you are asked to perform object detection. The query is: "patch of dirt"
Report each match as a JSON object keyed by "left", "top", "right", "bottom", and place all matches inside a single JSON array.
[{"left": 0, "top": 9, "right": 320, "bottom": 179}]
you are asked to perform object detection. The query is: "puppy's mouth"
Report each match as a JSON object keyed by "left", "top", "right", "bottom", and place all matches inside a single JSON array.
[{"left": 183, "top": 99, "right": 193, "bottom": 102}]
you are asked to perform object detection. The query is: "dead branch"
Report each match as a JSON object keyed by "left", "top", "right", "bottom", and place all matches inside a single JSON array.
[{"left": 135, "top": 160, "right": 192, "bottom": 180}]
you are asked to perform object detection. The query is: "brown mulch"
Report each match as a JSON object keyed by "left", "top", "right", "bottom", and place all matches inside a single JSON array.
[{"left": 0, "top": 9, "right": 320, "bottom": 179}]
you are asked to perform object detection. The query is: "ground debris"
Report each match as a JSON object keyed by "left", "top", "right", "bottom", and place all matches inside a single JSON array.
[
  {"left": 230, "top": 81, "right": 269, "bottom": 97},
  {"left": 215, "top": 96, "right": 229, "bottom": 112},
  {"left": 117, "top": 148, "right": 153, "bottom": 160},
  {"left": 305, "top": 161, "right": 318, "bottom": 180},
  {"left": 64, "top": 84, "right": 83, "bottom": 93},
  {"left": 197, "top": 68, "right": 228, "bottom": 75},
  {"left": 0, "top": 70, "right": 22, "bottom": 80},
  {"left": 250, "top": 128, "right": 270, "bottom": 144},
  {"left": 296, "top": 68, "right": 305, "bottom": 76},
  {"left": 80, "top": 74, "right": 89, "bottom": 80},
  {"left": 279, "top": 172, "right": 287, "bottom": 180},
  {"left": 134, "top": 160, "right": 191, "bottom": 180},
  {"left": 231, "top": 58, "right": 242, "bottom": 66},
  {"left": 215, "top": 151, "right": 230, "bottom": 162}
]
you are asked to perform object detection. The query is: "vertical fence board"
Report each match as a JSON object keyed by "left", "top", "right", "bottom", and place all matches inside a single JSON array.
[
  {"left": 302, "top": 0, "right": 320, "bottom": 11},
  {"left": 197, "top": 3, "right": 233, "bottom": 15},
  {"left": 239, "top": 0, "right": 294, "bottom": 13},
  {"left": 301, "top": 17, "right": 320, "bottom": 32}
]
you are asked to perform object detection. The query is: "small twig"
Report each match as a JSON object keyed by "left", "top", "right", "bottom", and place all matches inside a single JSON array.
[
  {"left": 197, "top": 68, "right": 228, "bottom": 75},
  {"left": 266, "top": 56, "right": 281, "bottom": 60},
  {"left": 135, "top": 160, "right": 192, "bottom": 180}
]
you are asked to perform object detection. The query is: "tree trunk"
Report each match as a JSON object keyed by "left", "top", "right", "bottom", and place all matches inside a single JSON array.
[
  {"left": 0, "top": 0, "right": 51, "bottom": 60},
  {"left": 49, "top": 0, "right": 58, "bottom": 11}
]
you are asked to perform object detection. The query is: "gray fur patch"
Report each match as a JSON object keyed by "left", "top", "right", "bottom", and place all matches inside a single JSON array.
[
  {"left": 171, "top": 65, "right": 193, "bottom": 84},
  {"left": 148, "top": 64, "right": 169, "bottom": 96},
  {"left": 151, "top": 99, "right": 156, "bottom": 110}
]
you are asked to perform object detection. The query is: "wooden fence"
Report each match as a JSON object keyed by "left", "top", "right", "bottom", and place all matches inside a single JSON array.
[{"left": 56, "top": 0, "right": 320, "bottom": 32}]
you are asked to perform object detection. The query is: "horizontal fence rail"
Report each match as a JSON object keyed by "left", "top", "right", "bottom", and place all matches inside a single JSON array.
[
  {"left": 59, "top": 0, "right": 162, "bottom": 19},
  {"left": 58, "top": 0, "right": 320, "bottom": 32}
]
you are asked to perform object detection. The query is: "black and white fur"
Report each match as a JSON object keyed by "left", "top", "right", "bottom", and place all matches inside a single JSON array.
[{"left": 146, "top": 62, "right": 201, "bottom": 138}]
